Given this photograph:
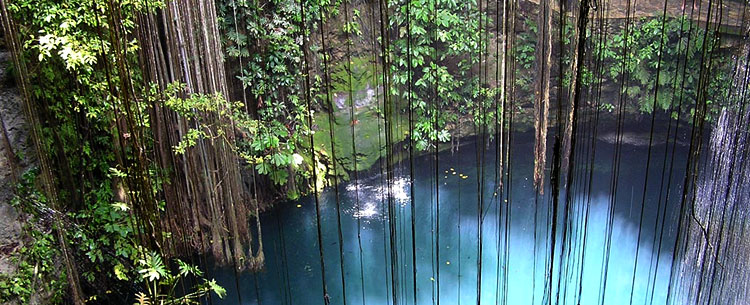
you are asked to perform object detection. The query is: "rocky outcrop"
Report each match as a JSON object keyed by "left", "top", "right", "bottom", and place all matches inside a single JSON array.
[
  {"left": 0, "top": 48, "right": 51, "bottom": 304},
  {"left": 0, "top": 50, "right": 24, "bottom": 284}
]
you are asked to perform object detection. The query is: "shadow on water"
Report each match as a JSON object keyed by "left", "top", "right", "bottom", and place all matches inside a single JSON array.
[{"left": 209, "top": 119, "right": 690, "bottom": 305}]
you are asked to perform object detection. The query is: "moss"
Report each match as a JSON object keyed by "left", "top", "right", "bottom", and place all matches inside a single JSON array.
[
  {"left": 314, "top": 107, "right": 408, "bottom": 173},
  {"left": 329, "top": 56, "right": 377, "bottom": 95},
  {"left": 312, "top": 55, "right": 408, "bottom": 174}
]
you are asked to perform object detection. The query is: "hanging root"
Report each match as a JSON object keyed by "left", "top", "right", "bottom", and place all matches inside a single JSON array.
[
  {"left": 533, "top": 0, "right": 552, "bottom": 194},
  {"left": 133, "top": 0, "right": 264, "bottom": 269}
]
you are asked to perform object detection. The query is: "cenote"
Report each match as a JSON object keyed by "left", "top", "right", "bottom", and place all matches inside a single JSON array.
[
  {"left": 1, "top": 0, "right": 749, "bottom": 305},
  {"left": 208, "top": 120, "right": 695, "bottom": 305}
]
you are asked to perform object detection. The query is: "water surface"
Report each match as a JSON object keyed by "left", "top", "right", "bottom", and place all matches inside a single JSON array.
[{"left": 212, "top": 126, "right": 688, "bottom": 305}]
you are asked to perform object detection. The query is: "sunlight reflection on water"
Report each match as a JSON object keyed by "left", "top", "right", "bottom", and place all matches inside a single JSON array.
[{"left": 211, "top": 137, "right": 684, "bottom": 305}]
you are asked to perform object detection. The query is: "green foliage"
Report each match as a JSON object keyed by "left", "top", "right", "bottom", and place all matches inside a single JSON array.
[
  {"left": 1, "top": 170, "right": 65, "bottom": 304},
  {"left": 389, "top": 0, "right": 490, "bottom": 150},
  {"left": 219, "top": 0, "right": 324, "bottom": 191},
  {"left": 7, "top": 0, "right": 227, "bottom": 303},
  {"left": 70, "top": 179, "right": 137, "bottom": 281},
  {"left": 8, "top": 0, "right": 151, "bottom": 290},
  {"left": 0, "top": 229, "right": 66, "bottom": 305},
  {"left": 158, "top": 81, "right": 308, "bottom": 188},
  {"left": 133, "top": 251, "right": 226, "bottom": 305},
  {"left": 4, "top": 4, "right": 738, "bottom": 304},
  {"left": 516, "top": 17, "right": 538, "bottom": 70},
  {"left": 245, "top": 120, "right": 301, "bottom": 186},
  {"left": 9, "top": 0, "right": 137, "bottom": 207},
  {"left": 596, "top": 16, "right": 731, "bottom": 118},
  {"left": 9, "top": 172, "right": 220, "bottom": 303}
]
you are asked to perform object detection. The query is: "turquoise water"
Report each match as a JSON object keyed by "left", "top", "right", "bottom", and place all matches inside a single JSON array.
[{"left": 211, "top": 131, "right": 687, "bottom": 305}]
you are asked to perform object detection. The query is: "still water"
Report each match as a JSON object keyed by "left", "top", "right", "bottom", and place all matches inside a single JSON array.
[{"left": 211, "top": 124, "right": 688, "bottom": 305}]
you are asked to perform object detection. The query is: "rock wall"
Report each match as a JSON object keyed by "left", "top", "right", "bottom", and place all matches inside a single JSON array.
[{"left": 0, "top": 46, "right": 52, "bottom": 304}]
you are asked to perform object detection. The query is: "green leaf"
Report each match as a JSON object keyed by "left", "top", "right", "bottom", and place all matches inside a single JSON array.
[
  {"left": 207, "top": 279, "right": 226, "bottom": 299},
  {"left": 256, "top": 162, "right": 272, "bottom": 175},
  {"left": 114, "top": 264, "right": 129, "bottom": 281}
]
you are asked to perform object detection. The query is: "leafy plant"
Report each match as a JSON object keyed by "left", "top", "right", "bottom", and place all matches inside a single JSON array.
[
  {"left": 596, "top": 16, "right": 730, "bottom": 118},
  {"left": 219, "top": 0, "right": 331, "bottom": 194},
  {"left": 1, "top": 170, "right": 65, "bottom": 304},
  {"left": 133, "top": 251, "right": 226, "bottom": 305},
  {"left": 389, "top": 0, "right": 491, "bottom": 150}
]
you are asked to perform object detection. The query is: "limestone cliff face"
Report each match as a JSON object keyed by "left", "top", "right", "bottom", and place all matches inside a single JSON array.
[
  {"left": 0, "top": 49, "right": 54, "bottom": 305},
  {"left": 0, "top": 50, "right": 25, "bottom": 292}
]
